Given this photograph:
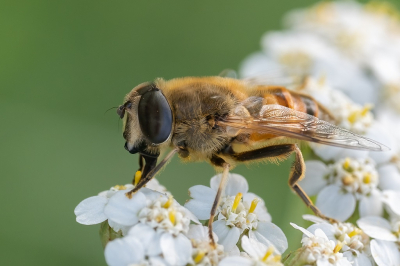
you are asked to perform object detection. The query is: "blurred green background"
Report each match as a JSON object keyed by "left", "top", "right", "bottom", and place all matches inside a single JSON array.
[{"left": 2, "top": 0, "right": 398, "bottom": 265}]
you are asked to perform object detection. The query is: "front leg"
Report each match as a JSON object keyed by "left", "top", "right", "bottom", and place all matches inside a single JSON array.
[
  {"left": 208, "top": 156, "right": 230, "bottom": 247},
  {"left": 126, "top": 148, "right": 178, "bottom": 198}
]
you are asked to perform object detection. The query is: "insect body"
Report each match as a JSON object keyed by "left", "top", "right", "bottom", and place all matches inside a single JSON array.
[{"left": 117, "top": 76, "right": 387, "bottom": 245}]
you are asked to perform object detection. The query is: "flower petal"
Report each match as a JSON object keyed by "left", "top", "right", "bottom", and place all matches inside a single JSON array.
[
  {"left": 371, "top": 239, "right": 400, "bottom": 266},
  {"left": 250, "top": 221, "right": 288, "bottom": 254},
  {"left": 357, "top": 216, "right": 397, "bottom": 241},
  {"left": 127, "top": 223, "right": 159, "bottom": 255},
  {"left": 378, "top": 164, "right": 400, "bottom": 191},
  {"left": 104, "top": 190, "right": 146, "bottom": 226},
  {"left": 300, "top": 161, "right": 328, "bottom": 195},
  {"left": 104, "top": 237, "right": 144, "bottom": 266},
  {"left": 316, "top": 185, "right": 356, "bottom": 222},
  {"left": 74, "top": 196, "right": 108, "bottom": 225},
  {"left": 108, "top": 219, "right": 131, "bottom": 236},
  {"left": 343, "top": 252, "right": 372, "bottom": 266},
  {"left": 184, "top": 199, "right": 213, "bottom": 220},
  {"left": 290, "top": 223, "right": 313, "bottom": 238},
  {"left": 213, "top": 220, "right": 241, "bottom": 252},
  {"left": 219, "top": 256, "right": 254, "bottom": 266},
  {"left": 160, "top": 233, "right": 192, "bottom": 266},
  {"left": 359, "top": 190, "right": 383, "bottom": 218},
  {"left": 210, "top": 173, "right": 249, "bottom": 196},
  {"left": 306, "top": 223, "right": 336, "bottom": 241},
  {"left": 187, "top": 185, "right": 216, "bottom": 202},
  {"left": 382, "top": 190, "right": 400, "bottom": 216}
]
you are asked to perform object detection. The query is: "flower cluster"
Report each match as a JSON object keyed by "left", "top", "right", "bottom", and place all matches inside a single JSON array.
[
  {"left": 75, "top": 1, "right": 400, "bottom": 265},
  {"left": 75, "top": 175, "right": 289, "bottom": 266},
  {"left": 240, "top": 1, "right": 400, "bottom": 263}
]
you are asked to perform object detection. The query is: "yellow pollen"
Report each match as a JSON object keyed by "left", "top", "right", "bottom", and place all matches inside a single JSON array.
[
  {"left": 249, "top": 198, "right": 260, "bottom": 213},
  {"left": 163, "top": 196, "right": 174, "bottom": 209},
  {"left": 232, "top": 193, "right": 243, "bottom": 212},
  {"left": 347, "top": 104, "right": 372, "bottom": 124},
  {"left": 361, "top": 104, "right": 373, "bottom": 116},
  {"left": 272, "top": 255, "right": 281, "bottom": 262},
  {"left": 194, "top": 251, "right": 205, "bottom": 263},
  {"left": 343, "top": 158, "right": 351, "bottom": 171},
  {"left": 363, "top": 173, "right": 372, "bottom": 184},
  {"left": 333, "top": 241, "right": 343, "bottom": 253},
  {"left": 262, "top": 246, "right": 274, "bottom": 262},
  {"left": 348, "top": 229, "right": 360, "bottom": 238},
  {"left": 113, "top": 185, "right": 127, "bottom": 190},
  {"left": 168, "top": 210, "right": 176, "bottom": 225},
  {"left": 134, "top": 171, "right": 142, "bottom": 186},
  {"left": 342, "top": 175, "right": 354, "bottom": 186}
]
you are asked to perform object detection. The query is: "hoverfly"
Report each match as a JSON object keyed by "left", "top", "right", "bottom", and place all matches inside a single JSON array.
[{"left": 117, "top": 75, "right": 388, "bottom": 245}]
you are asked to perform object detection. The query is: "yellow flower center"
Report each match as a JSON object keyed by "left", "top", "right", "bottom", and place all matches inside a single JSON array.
[
  {"left": 232, "top": 193, "right": 243, "bottom": 212},
  {"left": 363, "top": 173, "right": 372, "bottom": 184},
  {"left": 249, "top": 198, "right": 260, "bottom": 213},
  {"left": 113, "top": 185, "right": 127, "bottom": 190},
  {"left": 348, "top": 229, "right": 361, "bottom": 238},
  {"left": 168, "top": 209, "right": 176, "bottom": 225},
  {"left": 347, "top": 104, "right": 372, "bottom": 124},
  {"left": 134, "top": 170, "right": 142, "bottom": 186},
  {"left": 343, "top": 158, "right": 351, "bottom": 171},
  {"left": 194, "top": 251, "right": 205, "bottom": 263},
  {"left": 333, "top": 241, "right": 343, "bottom": 253},
  {"left": 261, "top": 246, "right": 281, "bottom": 263},
  {"left": 163, "top": 196, "right": 174, "bottom": 208}
]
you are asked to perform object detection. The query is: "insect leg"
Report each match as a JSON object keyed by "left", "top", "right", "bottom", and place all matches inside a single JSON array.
[
  {"left": 228, "top": 144, "right": 337, "bottom": 223},
  {"left": 289, "top": 145, "right": 337, "bottom": 223},
  {"left": 126, "top": 148, "right": 178, "bottom": 198},
  {"left": 208, "top": 161, "right": 230, "bottom": 247}
]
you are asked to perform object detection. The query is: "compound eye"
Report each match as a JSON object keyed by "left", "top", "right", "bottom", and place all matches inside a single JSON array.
[{"left": 138, "top": 89, "right": 172, "bottom": 144}]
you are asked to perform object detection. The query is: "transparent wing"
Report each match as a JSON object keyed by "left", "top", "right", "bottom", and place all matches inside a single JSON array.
[{"left": 219, "top": 104, "right": 389, "bottom": 151}]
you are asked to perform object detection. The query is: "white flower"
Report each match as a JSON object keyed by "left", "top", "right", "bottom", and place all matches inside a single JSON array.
[
  {"left": 185, "top": 174, "right": 287, "bottom": 253},
  {"left": 105, "top": 223, "right": 169, "bottom": 266},
  {"left": 219, "top": 236, "right": 283, "bottom": 266},
  {"left": 304, "top": 215, "right": 372, "bottom": 266},
  {"left": 186, "top": 225, "right": 226, "bottom": 266},
  {"left": 291, "top": 223, "right": 352, "bottom": 266},
  {"left": 357, "top": 216, "right": 400, "bottom": 242},
  {"left": 74, "top": 184, "right": 146, "bottom": 235},
  {"left": 370, "top": 239, "right": 400, "bottom": 266},
  {"left": 301, "top": 155, "right": 400, "bottom": 220}
]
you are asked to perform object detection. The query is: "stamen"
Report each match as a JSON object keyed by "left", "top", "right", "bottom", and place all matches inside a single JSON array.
[
  {"left": 343, "top": 158, "right": 351, "bottom": 171},
  {"left": 163, "top": 196, "right": 174, "bottom": 208},
  {"left": 342, "top": 175, "right": 354, "bottom": 186},
  {"left": 194, "top": 251, "right": 205, "bottom": 263},
  {"left": 249, "top": 198, "right": 260, "bottom": 213},
  {"left": 348, "top": 229, "right": 360, "bottom": 238},
  {"left": 113, "top": 185, "right": 127, "bottom": 190},
  {"left": 272, "top": 255, "right": 281, "bottom": 262},
  {"left": 168, "top": 209, "right": 176, "bottom": 225},
  {"left": 363, "top": 173, "right": 371, "bottom": 184},
  {"left": 361, "top": 104, "right": 373, "bottom": 116},
  {"left": 333, "top": 241, "right": 343, "bottom": 253},
  {"left": 232, "top": 193, "right": 243, "bottom": 212},
  {"left": 262, "top": 246, "right": 274, "bottom": 262},
  {"left": 134, "top": 171, "right": 142, "bottom": 186}
]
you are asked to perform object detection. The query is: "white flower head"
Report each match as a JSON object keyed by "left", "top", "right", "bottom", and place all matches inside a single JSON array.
[
  {"left": 186, "top": 225, "right": 225, "bottom": 266},
  {"left": 185, "top": 173, "right": 287, "bottom": 253},
  {"left": 74, "top": 184, "right": 147, "bottom": 235},
  {"left": 291, "top": 223, "right": 352, "bottom": 266},
  {"left": 219, "top": 236, "right": 283, "bottom": 266},
  {"left": 304, "top": 215, "right": 372, "bottom": 265}
]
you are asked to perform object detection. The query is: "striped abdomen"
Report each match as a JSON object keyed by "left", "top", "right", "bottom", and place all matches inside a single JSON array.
[{"left": 250, "top": 85, "right": 334, "bottom": 122}]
